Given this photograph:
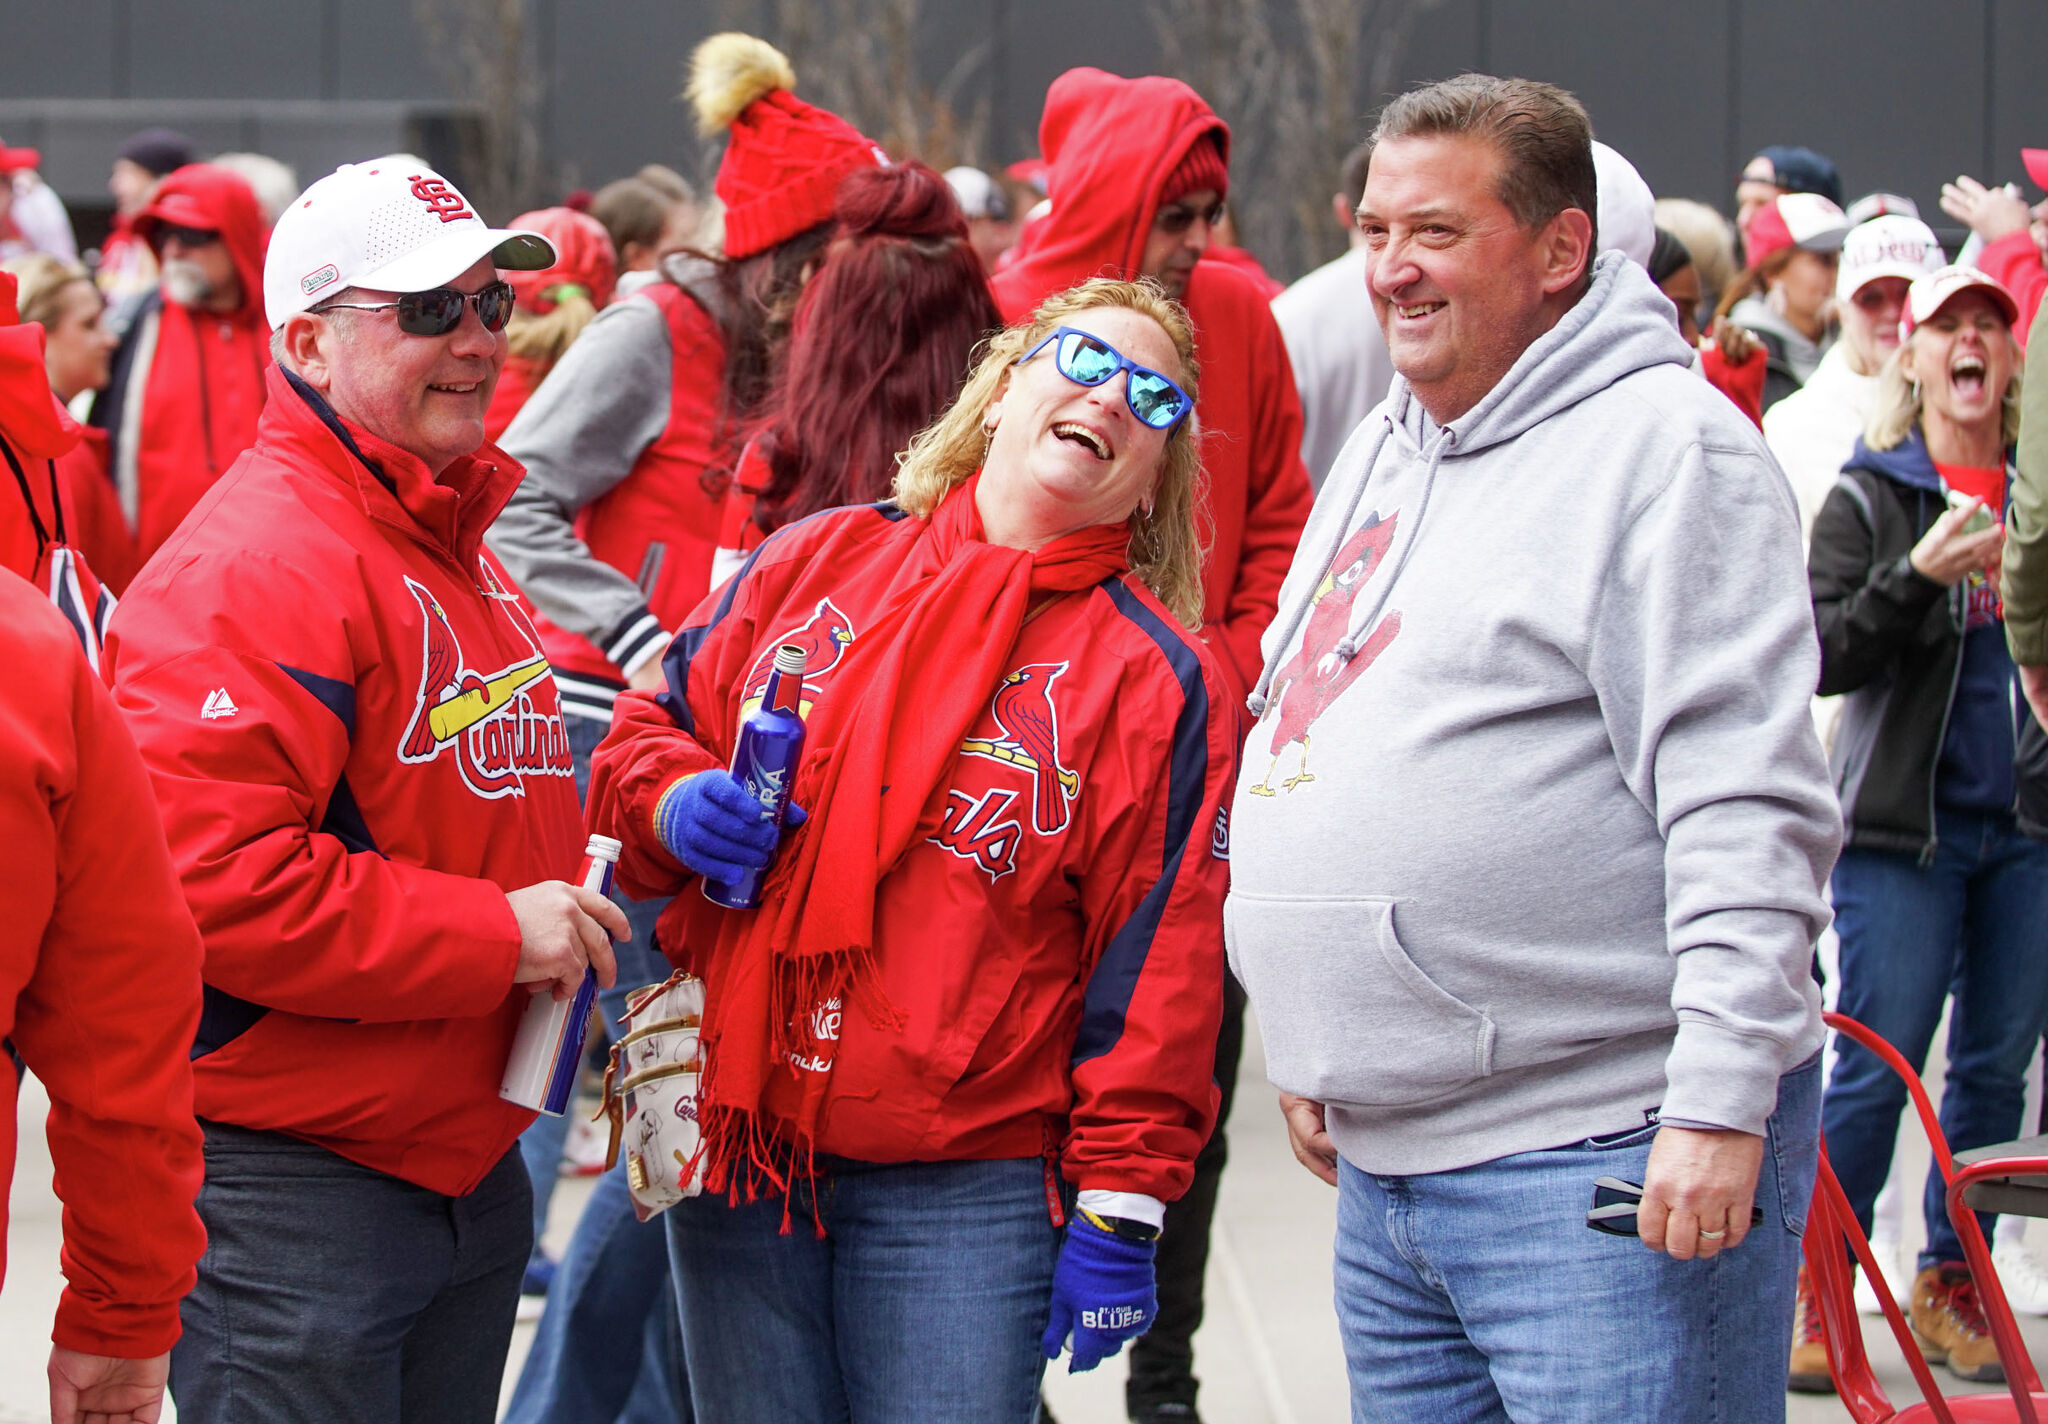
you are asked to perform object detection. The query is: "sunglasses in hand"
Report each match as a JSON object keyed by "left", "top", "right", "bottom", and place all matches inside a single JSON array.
[
  {"left": 1585, "top": 1176, "right": 1766, "bottom": 1237},
  {"left": 316, "top": 281, "right": 517, "bottom": 337}
]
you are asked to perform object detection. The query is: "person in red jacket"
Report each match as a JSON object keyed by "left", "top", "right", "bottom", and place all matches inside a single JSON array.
[
  {"left": 991, "top": 67, "right": 1313, "bottom": 1424},
  {"left": 482, "top": 205, "right": 617, "bottom": 442},
  {"left": 588, "top": 279, "right": 1233, "bottom": 1422},
  {"left": 106, "top": 156, "right": 627, "bottom": 1423},
  {"left": 89, "top": 162, "right": 271, "bottom": 571},
  {"left": 1940, "top": 147, "right": 2048, "bottom": 347},
  {"left": 489, "top": 31, "right": 885, "bottom": 730},
  {"left": 1, "top": 570, "right": 207, "bottom": 1424}
]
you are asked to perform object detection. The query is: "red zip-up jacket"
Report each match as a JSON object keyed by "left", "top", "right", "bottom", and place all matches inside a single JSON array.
[
  {"left": 589, "top": 503, "right": 1235, "bottom": 1200},
  {"left": 106, "top": 365, "right": 585, "bottom": 1196},
  {"left": 1979, "top": 231, "right": 2046, "bottom": 348},
  {"left": 1, "top": 571, "right": 205, "bottom": 1358},
  {"left": 992, "top": 68, "right": 1314, "bottom": 705}
]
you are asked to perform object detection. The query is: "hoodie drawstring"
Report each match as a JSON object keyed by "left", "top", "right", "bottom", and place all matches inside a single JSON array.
[{"left": 1246, "top": 415, "right": 1453, "bottom": 715}]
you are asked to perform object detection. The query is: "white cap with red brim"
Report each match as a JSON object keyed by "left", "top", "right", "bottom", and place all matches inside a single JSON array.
[
  {"left": 1900, "top": 264, "right": 2021, "bottom": 340},
  {"left": 1837, "top": 216, "right": 1945, "bottom": 301},
  {"left": 264, "top": 157, "right": 556, "bottom": 330}
]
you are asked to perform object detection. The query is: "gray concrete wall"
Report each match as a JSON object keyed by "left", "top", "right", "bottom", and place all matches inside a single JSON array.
[{"left": 6, "top": 0, "right": 2045, "bottom": 279}]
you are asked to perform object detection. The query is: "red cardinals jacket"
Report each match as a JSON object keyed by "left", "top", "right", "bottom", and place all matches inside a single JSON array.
[
  {"left": 589, "top": 503, "right": 1236, "bottom": 1201},
  {"left": 106, "top": 364, "right": 584, "bottom": 1196},
  {"left": 1, "top": 571, "right": 205, "bottom": 1358},
  {"left": 992, "top": 69, "right": 1314, "bottom": 703},
  {"left": 1979, "top": 231, "right": 2046, "bottom": 348},
  {"left": 91, "top": 163, "right": 271, "bottom": 568}
]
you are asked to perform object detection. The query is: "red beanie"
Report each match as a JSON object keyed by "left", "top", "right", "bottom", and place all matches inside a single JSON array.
[
  {"left": 1159, "top": 133, "right": 1229, "bottom": 208},
  {"left": 687, "top": 33, "right": 883, "bottom": 261},
  {"left": 504, "top": 207, "right": 618, "bottom": 313}
]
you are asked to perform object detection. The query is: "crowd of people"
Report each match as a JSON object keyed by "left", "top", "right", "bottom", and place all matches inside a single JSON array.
[{"left": 5, "top": 27, "right": 2048, "bottom": 1424}]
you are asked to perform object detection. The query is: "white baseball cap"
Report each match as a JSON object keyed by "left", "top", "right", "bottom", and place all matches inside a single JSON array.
[
  {"left": 1837, "top": 215, "right": 1945, "bottom": 301},
  {"left": 1900, "top": 264, "right": 2020, "bottom": 340},
  {"left": 264, "top": 156, "right": 556, "bottom": 329}
]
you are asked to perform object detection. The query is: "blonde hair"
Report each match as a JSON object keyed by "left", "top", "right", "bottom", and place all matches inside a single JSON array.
[
  {"left": 505, "top": 289, "right": 599, "bottom": 372},
  {"left": 1655, "top": 198, "right": 1737, "bottom": 310},
  {"left": 2, "top": 253, "right": 92, "bottom": 328},
  {"left": 1866, "top": 324, "right": 2024, "bottom": 452},
  {"left": 892, "top": 278, "right": 1206, "bottom": 630}
]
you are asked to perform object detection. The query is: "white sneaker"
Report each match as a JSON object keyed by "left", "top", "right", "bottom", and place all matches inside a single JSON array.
[
  {"left": 1994, "top": 1237, "right": 2048, "bottom": 1316},
  {"left": 1855, "top": 1237, "right": 1905, "bottom": 1316}
]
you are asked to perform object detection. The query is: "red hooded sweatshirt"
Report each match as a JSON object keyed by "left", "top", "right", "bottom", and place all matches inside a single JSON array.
[
  {"left": 992, "top": 70, "right": 1314, "bottom": 703},
  {"left": 1, "top": 571, "right": 207, "bottom": 1359},
  {"left": 92, "top": 164, "right": 271, "bottom": 569}
]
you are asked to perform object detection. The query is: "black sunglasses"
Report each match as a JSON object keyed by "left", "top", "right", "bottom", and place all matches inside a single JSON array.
[
  {"left": 158, "top": 224, "right": 221, "bottom": 249},
  {"left": 1585, "top": 1177, "right": 1765, "bottom": 1237},
  {"left": 317, "top": 281, "right": 516, "bottom": 336}
]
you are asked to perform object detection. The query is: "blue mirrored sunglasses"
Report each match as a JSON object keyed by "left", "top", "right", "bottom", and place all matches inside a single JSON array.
[{"left": 1016, "top": 326, "right": 1192, "bottom": 430}]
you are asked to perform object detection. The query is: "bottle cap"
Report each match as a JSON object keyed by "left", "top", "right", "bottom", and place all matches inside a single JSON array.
[
  {"left": 585, "top": 833, "right": 623, "bottom": 862},
  {"left": 772, "top": 643, "right": 807, "bottom": 676}
]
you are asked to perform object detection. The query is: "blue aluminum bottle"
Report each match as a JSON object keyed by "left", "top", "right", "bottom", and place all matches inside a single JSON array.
[{"left": 705, "top": 642, "right": 808, "bottom": 909}]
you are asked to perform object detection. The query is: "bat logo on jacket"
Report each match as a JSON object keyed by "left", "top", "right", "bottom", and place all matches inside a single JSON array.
[
  {"left": 397, "top": 577, "right": 573, "bottom": 799},
  {"left": 743, "top": 597, "right": 856, "bottom": 716},
  {"left": 1249, "top": 512, "right": 1402, "bottom": 797},
  {"left": 964, "top": 662, "right": 1080, "bottom": 834}
]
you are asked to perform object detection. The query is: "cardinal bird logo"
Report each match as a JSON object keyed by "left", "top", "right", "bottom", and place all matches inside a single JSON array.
[
  {"left": 960, "top": 661, "right": 1080, "bottom": 835},
  {"left": 398, "top": 577, "right": 573, "bottom": 799},
  {"left": 744, "top": 597, "right": 856, "bottom": 715},
  {"left": 1249, "top": 512, "right": 1402, "bottom": 797}
]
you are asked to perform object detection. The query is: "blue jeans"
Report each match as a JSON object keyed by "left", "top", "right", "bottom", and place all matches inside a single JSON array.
[
  {"left": 665, "top": 1156, "right": 1062, "bottom": 1423},
  {"left": 170, "top": 1124, "right": 531, "bottom": 1424},
  {"left": 507, "top": 710, "right": 687, "bottom": 1423},
  {"left": 1821, "top": 808, "right": 2048, "bottom": 1268},
  {"left": 1334, "top": 1054, "right": 1821, "bottom": 1424}
]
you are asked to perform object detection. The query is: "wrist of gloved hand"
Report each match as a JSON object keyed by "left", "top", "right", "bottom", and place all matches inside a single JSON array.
[
  {"left": 652, "top": 771, "right": 804, "bottom": 883},
  {"left": 1040, "top": 1212, "right": 1158, "bottom": 1373}
]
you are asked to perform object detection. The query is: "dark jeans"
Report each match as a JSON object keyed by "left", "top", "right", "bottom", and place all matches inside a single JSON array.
[
  {"left": 1127, "top": 972, "right": 1246, "bottom": 1414},
  {"left": 666, "top": 1157, "right": 1062, "bottom": 1423},
  {"left": 1822, "top": 808, "right": 2048, "bottom": 1268},
  {"left": 506, "top": 708, "right": 688, "bottom": 1424},
  {"left": 169, "top": 1123, "right": 530, "bottom": 1424}
]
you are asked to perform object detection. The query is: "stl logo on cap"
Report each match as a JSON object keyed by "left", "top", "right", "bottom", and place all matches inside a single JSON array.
[{"left": 408, "top": 173, "right": 475, "bottom": 225}]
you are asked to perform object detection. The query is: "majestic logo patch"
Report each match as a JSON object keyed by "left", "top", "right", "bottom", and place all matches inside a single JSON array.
[
  {"left": 1249, "top": 512, "right": 1402, "bottom": 796},
  {"left": 200, "top": 687, "right": 239, "bottom": 720},
  {"left": 407, "top": 174, "right": 475, "bottom": 224},
  {"left": 743, "top": 597, "right": 856, "bottom": 716},
  {"left": 300, "top": 263, "right": 340, "bottom": 296},
  {"left": 397, "top": 576, "right": 573, "bottom": 799}
]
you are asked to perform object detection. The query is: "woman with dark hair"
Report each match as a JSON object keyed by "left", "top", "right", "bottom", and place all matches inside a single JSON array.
[
  {"left": 713, "top": 159, "right": 1000, "bottom": 581},
  {"left": 590, "top": 279, "right": 1233, "bottom": 1422}
]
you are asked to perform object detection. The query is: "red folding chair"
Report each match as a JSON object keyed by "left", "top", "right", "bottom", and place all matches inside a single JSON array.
[{"left": 1806, "top": 1011, "right": 2048, "bottom": 1422}]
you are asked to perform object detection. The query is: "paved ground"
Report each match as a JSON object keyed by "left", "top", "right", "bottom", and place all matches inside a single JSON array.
[{"left": 9, "top": 1015, "right": 2048, "bottom": 1423}]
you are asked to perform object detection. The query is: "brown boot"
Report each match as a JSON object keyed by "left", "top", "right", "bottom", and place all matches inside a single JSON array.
[
  {"left": 1911, "top": 1262, "right": 2007, "bottom": 1382},
  {"left": 1788, "top": 1262, "right": 1835, "bottom": 1392}
]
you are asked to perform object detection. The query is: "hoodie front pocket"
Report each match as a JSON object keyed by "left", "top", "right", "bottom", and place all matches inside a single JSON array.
[{"left": 1226, "top": 893, "right": 1494, "bottom": 1108}]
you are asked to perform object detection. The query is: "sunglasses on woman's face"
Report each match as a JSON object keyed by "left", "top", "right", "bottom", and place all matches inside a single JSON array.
[
  {"left": 316, "top": 281, "right": 517, "bottom": 337},
  {"left": 1017, "top": 326, "right": 1192, "bottom": 430}
]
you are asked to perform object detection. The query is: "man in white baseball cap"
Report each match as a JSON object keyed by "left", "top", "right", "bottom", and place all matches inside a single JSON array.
[
  {"left": 1767, "top": 214, "right": 1947, "bottom": 535},
  {"left": 107, "top": 157, "right": 629, "bottom": 1422}
]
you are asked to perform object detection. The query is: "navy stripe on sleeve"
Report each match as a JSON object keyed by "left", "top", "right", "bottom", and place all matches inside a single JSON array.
[
  {"left": 280, "top": 663, "right": 356, "bottom": 738},
  {"left": 1073, "top": 580, "right": 1210, "bottom": 1066}
]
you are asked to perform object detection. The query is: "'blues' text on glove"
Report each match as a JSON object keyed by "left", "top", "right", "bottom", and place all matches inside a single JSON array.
[
  {"left": 1040, "top": 1214, "right": 1157, "bottom": 1373},
  {"left": 652, "top": 771, "right": 806, "bottom": 886}
]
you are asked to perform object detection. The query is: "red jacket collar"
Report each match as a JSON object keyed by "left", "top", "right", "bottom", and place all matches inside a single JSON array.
[{"left": 261, "top": 364, "right": 523, "bottom": 566}]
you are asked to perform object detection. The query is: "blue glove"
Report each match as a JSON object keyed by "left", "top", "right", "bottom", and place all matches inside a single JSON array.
[
  {"left": 653, "top": 772, "right": 807, "bottom": 885},
  {"left": 1041, "top": 1214, "right": 1158, "bottom": 1373}
]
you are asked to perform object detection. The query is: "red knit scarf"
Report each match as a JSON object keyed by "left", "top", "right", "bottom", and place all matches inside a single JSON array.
[{"left": 684, "top": 475, "right": 1129, "bottom": 1209}]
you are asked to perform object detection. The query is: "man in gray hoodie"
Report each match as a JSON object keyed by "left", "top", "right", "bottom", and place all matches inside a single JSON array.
[{"left": 1227, "top": 75, "right": 1840, "bottom": 1421}]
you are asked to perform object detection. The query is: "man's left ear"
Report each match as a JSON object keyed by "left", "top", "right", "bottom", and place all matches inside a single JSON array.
[{"left": 1542, "top": 209, "right": 1597, "bottom": 295}]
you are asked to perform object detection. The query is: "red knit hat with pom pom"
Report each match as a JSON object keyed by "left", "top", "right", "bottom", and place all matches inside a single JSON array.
[
  {"left": 504, "top": 207, "right": 618, "bottom": 313},
  {"left": 687, "top": 33, "right": 885, "bottom": 260}
]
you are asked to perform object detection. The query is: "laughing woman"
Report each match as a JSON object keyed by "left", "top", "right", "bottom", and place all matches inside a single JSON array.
[
  {"left": 587, "top": 277, "right": 1235, "bottom": 1423},
  {"left": 1807, "top": 266, "right": 2044, "bottom": 1385}
]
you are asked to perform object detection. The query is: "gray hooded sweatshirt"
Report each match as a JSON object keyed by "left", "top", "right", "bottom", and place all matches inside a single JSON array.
[{"left": 1226, "top": 253, "right": 1840, "bottom": 1176}]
